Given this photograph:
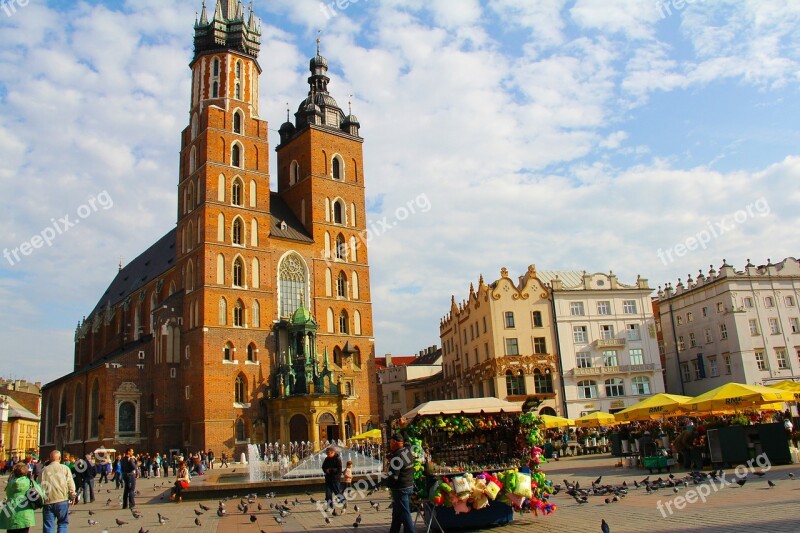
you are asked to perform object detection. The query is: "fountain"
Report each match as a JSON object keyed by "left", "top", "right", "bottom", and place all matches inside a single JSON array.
[{"left": 247, "top": 440, "right": 384, "bottom": 482}]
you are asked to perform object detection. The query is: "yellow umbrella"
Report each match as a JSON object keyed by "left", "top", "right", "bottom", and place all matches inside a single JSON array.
[
  {"left": 683, "top": 382, "right": 794, "bottom": 413},
  {"left": 768, "top": 381, "right": 800, "bottom": 396},
  {"left": 538, "top": 414, "right": 575, "bottom": 428},
  {"left": 349, "top": 429, "right": 382, "bottom": 441},
  {"left": 574, "top": 411, "right": 617, "bottom": 428},
  {"left": 614, "top": 393, "right": 693, "bottom": 422}
]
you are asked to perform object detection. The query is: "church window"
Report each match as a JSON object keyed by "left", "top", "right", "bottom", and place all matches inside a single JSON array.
[
  {"left": 231, "top": 143, "right": 242, "bottom": 168},
  {"left": 212, "top": 81, "right": 219, "bottom": 98},
  {"left": 252, "top": 300, "right": 260, "bottom": 327},
  {"left": 278, "top": 253, "right": 307, "bottom": 317},
  {"left": 233, "top": 300, "right": 244, "bottom": 327},
  {"left": 213, "top": 58, "right": 219, "bottom": 77},
  {"left": 219, "top": 298, "right": 227, "bottom": 325},
  {"left": 235, "top": 418, "right": 246, "bottom": 442},
  {"left": 233, "top": 111, "right": 242, "bottom": 134},
  {"left": 332, "top": 155, "right": 343, "bottom": 180},
  {"left": 335, "top": 234, "right": 346, "bottom": 261},
  {"left": 333, "top": 200, "right": 344, "bottom": 224},
  {"left": 233, "top": 257, "right": 244, "bottom": 287},
  {"left": 235, "top": 82, "right": 241, "bottom": 100},
  {"left": 232, "top": 179, "right": 243, "bottom": 206},
  {"left": 337, "top": 271, "right": 347, "bottom": 298},
  {"left": 223, "top": 341, "right": 234, "bottom": 361},
  {"left": 247, "top": 343, "right": 257, "bottom": 362},
  {"left": 117, "top": 401, "right": 136, "bottom": 434},
  {"left": 290, "top": 160, "right": 299, "bottom": 185},
  {"left": 232, "top": 218, "right": 243, "bottom": 245},
  {"left": 339, "top": 310, "right": 349, "bottom": 334},
  {"left": 235, "top": 375, "right": 247, "bottom": 403}
]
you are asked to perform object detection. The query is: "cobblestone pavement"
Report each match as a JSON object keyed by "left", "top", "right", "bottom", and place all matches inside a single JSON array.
[{"left": 58, "top": 456, "right": 800, "bottom": 532}]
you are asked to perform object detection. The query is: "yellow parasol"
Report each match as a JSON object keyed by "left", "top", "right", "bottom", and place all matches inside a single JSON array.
[
  {"left": 614, "top": 393, "right": 693, "bottom": 422},
  {"left": 683, "top": 382, "right": 794, "bottom": 413},
  {"left": 538, "top": 414, "right": 575, "bottom": 428},
  {"left": 349, "top": 429, "right": 382, "bottom": 441},
  {"left": 574, "top": 411, "right": 618, "bottom": 428}
]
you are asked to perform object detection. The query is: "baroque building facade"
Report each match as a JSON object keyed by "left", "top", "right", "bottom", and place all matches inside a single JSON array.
[
  {"left": 40, "top": 0, "right": 379, "bottom": 459},
  {"left": 657, "top": 258, "right": 800, "bottom": 397}
]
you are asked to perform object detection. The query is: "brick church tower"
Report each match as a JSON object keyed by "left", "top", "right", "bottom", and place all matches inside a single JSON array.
[{"left": 40, "top": 0, "right": 379, "bottom": 459}]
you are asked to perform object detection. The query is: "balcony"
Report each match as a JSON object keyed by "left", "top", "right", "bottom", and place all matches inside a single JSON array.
[
  {"left": 572, "top": 363, "right": 658, "bottom": 377},
  {"left": 594, "top": 337, "right": 627, "bottom": 348}
]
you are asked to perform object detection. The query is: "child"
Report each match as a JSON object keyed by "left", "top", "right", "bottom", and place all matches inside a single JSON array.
[{"left": 342, "top": 460, "right": 353, "bottom": 490}]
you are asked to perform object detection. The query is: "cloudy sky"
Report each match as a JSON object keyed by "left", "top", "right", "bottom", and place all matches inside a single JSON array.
[{"left": 1, "top": 0, "right": 798, "bottom": 383}]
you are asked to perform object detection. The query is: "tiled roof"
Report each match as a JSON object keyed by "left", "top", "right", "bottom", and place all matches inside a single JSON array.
[
  {"left": 269, "top": 193, "right": 314, "bottom": 242},
  {"left": 90, "top": 229, "right": 177, "bottom": 316},
  {"left": 536, "top": 270, "right": 585, "bottom": 288},
  {"left": 410, "top": 349, "right": 442, "bottom": 366},
  {"left": 5, "top": 396, "right": 38, "bottom": 421}
]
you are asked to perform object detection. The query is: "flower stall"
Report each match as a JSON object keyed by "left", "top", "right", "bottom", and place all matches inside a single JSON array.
[{"left": 394, "top": 399, "right": 557, "bottom": 530}]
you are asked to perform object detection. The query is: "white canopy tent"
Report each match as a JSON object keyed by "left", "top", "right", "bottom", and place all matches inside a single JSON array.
[{"left": 402, "top": 397, "right": 524, "bottom": 419}]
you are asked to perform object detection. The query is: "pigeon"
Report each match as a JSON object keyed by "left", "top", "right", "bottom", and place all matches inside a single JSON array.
[
  {"left": 131, "top": 509, "right": 142, "bottom": 519},
  {"left": 274, "top": 516, "right": 283, "bottom": 524},
  {"left": 310, "top": 497, "right": 317, "bottom": 504},
  {"left": 601, "top": 519, "right": 611, "bottom": 533},
  {"left": 735, "top": 478, "right": 747, "bottom": 487},
  {"left": 353, "top": 504, "right": 360, "bottom": 512},
  {"left": 673, "top": 487, "right": 679, "bottom": 494},
  {"left": 788, "top": 472, "right": 795, "bottom": 479},
  {"left": 199, "top": 503, "right": 211, "bottom": 511},
  {"left": 604, "top": 498, "right": 611, "bottom": 504},
  {"left": 138, "top": 529, "right": 149, "bottom": 533},
  {"left": 88, "top": 519, "right": 98, "bottom": 526},
  {"left": 768, "top": 480, "right": 776, "bottom": 488},
  {"left": 594, "top": 476, "right": 602, "bottom": 485},
  {"left": 194, "top": 518, "right": 201, "bottom": 526},
  {"left": 115, "top": 518, "right": 128, "bottom": 526},
  {"left": 250, "top": 515, "right": 257, "bottom": 523},
  {"left": 325, "top": 516, "right": 331, "bottom": 524},
  {"left": 258, "top": 503, "right": 263, "bottom": 511},
  {"left": 106, "top": 499, "right": 113, "bottom": 505},
  {"left": 157, "top": 513, "right": 169, "bottom": 525},
  {"left": 89, "top": 511, "right": 96, "bottom": 516},
  {"left": 356, "top": 514, "right": 362, "bottom": 524},
  {"left": 194, "top": 509, "right": 204, "bottom": 516}
]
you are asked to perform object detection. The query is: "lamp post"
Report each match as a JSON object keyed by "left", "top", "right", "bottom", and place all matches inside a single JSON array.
[{"left": 0, "top": 396, "right": 10, "bottom": 461}]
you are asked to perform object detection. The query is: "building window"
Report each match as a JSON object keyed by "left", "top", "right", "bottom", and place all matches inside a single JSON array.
[
  {"left": 632, "top": 376, "right": 650, "bottom": 395},
  {"left": 279, "top": 253, "right": 307, "bottom": 318},
  {"left": 339, "top": 311, "right": 349, "bottom": 334},
  {"left": 701, "top": 306, "right": 709, "bottom": 317},
  {"left": 743, "top": 297, "right": 754, "bottom": 308},
  {"left": 332, "top": 156, "right": 343, "bottom": 180},
  {"left": 231, "top": 144, "right": 242, "bottom": 168},
  {"left": 504, "top": 312, "right": 515, "bottom": 328},
  {"left": 623, "top": 300, "right": 637, "bottom": 314},
  {"left": 677, "top": 315, "right": 683, "bottom": 326},
  {"left": 776, "top": 348, "right": 789, "bottom": 369},
  {"left": 749, "top": 319, "right": 760, "bottom": 336},
  {"left": 335, "top": 234, "right": 347, "bottom": 260},
  {"left": 678, "top": 335, "right": 686, "bottom": 351},
  {"left": 235, "top": 82, "right": 241, "bottom": 99},
  {"left": 391, "top": 391, "right": 400, "bottom": 404},
  {"left": 336, "top": 271, "right": 347, "bottom": 298},
  {"left": 246, "top": 344, "right": 256, "bottom": 362},
  {"left": 790, "top": 318, "right": 800, "bottom": 333},
  {"left": 235, "top": 375, "right": 247, "bottom": 403},
  {"left": 233, "top": 300, "right": 244, "bottom": 327},
  {"left": 709, "top": 356, "right": 719, "bottom": 377},
  {"left": 353, "top": 347, "right": 361, "bottom": 368},
  {"left": 233, "top": 257, "right": 244, "bottom": 287},
  {"left": 691, "top": 359, "right": 701, "bottom": 380},
  {"left": 505, "top": 338, "right": 519, "bottom": 356},
  {"left": 719, "top": 323, "right": 728, "bottom": 339},
  {"left": 577, "top": 380, "right": 598, "bottom": 399},
  {"left": 224, "top": 342, "right": 234, "bottom": 361},
  {"left": 629, "top": 348, "right": 643, "bottom": 366},
  {"left": 603, "top": 350, "right": 618, "bottom": 367},
  {"left": 786, "top": 296, "right": 796, "bottom": 307},
  {"left": 626, "top": 324, "right": 641, "bottom": 341},
  {"left": 217, "top": 297, "right": 228, "bottom": 325},
  {"left": 577, "top": 352, "right": 592, "bottom": 368},
  {"left": 687, "top": 312, "right": 694, "bottom": 322},
  {"left": 680, "top": 362, "right": 690, "bottom": 382},
  {"left": 605, "top": 378, "right": 624, "bottom": 397},
  {"left": 235, "top": 419, "right": 246, "bottom": 442},
  {"left": 765, "top": 296, "right": 775, "bottom": 308},
  {"left": 505, "top": 370, "right": 526, "bottom": 396},
  {"left": 212, "top": 81, "right": 219, "bottom": 98},
  {"left": 534, "top": 369, "right": 553, "bottom": 394},
  {"left": 233, "top": 111, "right": 242, "bottom": 134},
  {"left": 600, "top": 325, "right": 615, "bottom": 339},
  {"left": 533, "top": 337, "right": 547, "bottom": 354},
  {"left": 252, "top": 300, "right": 260, "bottom": 327},
  {"left": 724, "top": 354, "right": 732, "bottom": 374},
  {"left": 213, "top": 57, "right": 219, "bottom": 76},
  {"left": 717, "top": 302, "right": 724, "bottom": 313},
  {"left": 483, "top": 317, "right": 487, "bottom": 333},
  {"left": 333, "top": 346, "right": 342, "bottom": 367},
  {"left": 118, "top": 401, "right": 136, "bottom": 434},
  {"left": 232, "top": 179, "right": 243, "bottom": 206},
  {"left": 232, "top": 218, "right": 243, "bottom": 245},
  {"left": 597, "top": 301, "right": 611, "bottom": 315},
  {"left": 570, "top": 302, "right": 585, "bottom": 316},
  {"left": 755, "top": 350, "right": 767, "bottom": 371},
  {"left": 573, "top": 326, "right": 587, "bottom": 343},
  {"left": 769, "top": 318, "right": 781, "bottom": 335},
  {"left": 531, "top": 311, "right": 543, "bottom": 327},
  {"left": 689, "top": 332, "right": 697, "bottom": 348},
  {"left": 704, "top": 328, "right": 713, "bottom": 344}
]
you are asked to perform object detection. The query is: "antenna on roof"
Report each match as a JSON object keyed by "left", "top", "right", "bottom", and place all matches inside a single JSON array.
[
  {"left": 119, "top": 256, "right": 123, "bottom": 271},
  {"left": 348, "top": 94, "right": 353, "bottom": 115},
  {"left": 316, "top": 30, "right": 322, "bottom": 55}
]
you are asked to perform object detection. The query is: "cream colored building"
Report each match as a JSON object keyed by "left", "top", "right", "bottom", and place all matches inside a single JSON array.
[
  {"left": 538, "top": 271, "right": 664, "bottom": 419},
  {"left": 2, "top": 396, "right": 39, "bottom": 460},
  {"left": 438, "top": 266, "right": 562, "bottom": 415},
  {"left": 658, "top": 258, "right": 800, "bottom": 396},
  {"left": 378, "top": 348, "right": 442, "bottom": 421}
]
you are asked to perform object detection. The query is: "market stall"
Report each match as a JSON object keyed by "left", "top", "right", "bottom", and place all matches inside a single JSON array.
[{"left": 395, "top": 398, "right": 557, "bottom": 530}]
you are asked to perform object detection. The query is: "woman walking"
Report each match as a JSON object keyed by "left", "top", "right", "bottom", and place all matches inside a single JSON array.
[
  {"left": 169, "top": 460, "right": 190, "bottom": 503},
  {"left": 0, "top": 462, "right": 39, "bottom": 532}
]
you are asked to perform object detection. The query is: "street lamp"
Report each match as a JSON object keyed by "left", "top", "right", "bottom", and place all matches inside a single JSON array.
[{"left": 0, "top": 396, "right": 10, "bottom": 460}]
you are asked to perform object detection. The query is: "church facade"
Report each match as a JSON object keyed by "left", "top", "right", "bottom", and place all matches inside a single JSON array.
[{"left": 40, "top": 0, "right": 379, "bottom": 459}]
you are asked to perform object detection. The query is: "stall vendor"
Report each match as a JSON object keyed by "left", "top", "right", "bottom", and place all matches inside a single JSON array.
[{"left": 387, "top": 433, "right": 415, "bottom": 533}]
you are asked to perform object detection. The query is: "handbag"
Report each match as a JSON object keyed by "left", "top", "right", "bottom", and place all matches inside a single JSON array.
[
  {"left": 27, "top": 479, "right": 46, "bottom": 510},
  {"left": 179, "top": 480, "right": 190, "bottom": 489}
]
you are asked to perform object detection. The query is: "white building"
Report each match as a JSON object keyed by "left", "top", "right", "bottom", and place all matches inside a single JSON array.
[
  {"left": 657, "top": 258, "right": 800, "bottom": 396},
  {"left": 538, "top": 271, "right": 665, "bottom": 419},
  {"left": 377, "top": 348, "right": 442, "bottom": 421}
]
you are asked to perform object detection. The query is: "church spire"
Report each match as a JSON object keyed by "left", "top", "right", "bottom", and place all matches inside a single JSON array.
[
  {"left": 199, "top": 0, "right": 208, "bottom": 25},
  {"left": 194, "top": 0, "right": 260, "bottom": 61}
]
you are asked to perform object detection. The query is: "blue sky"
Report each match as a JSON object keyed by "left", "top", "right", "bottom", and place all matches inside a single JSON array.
[{"left": 0, "top": 0, "right": 798, "bottom": 383}]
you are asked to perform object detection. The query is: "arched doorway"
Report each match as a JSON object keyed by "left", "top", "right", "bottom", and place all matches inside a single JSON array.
[
  {"left": 539, "top": 406, "right": 557, "bottom": 416},
  {"left": 289, "top": 414, "right": 308, "bottom": 443},
  {"left": 318, "top": 412, "right": 339, "bottom": 443},
  {"left": 344, "top": 412, "right": 356, "bottom": 440}
]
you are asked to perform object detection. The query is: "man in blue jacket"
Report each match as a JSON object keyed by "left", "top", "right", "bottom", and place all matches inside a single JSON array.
[{"left": 386, "top": 433, "right": 415, "bottom": 533}]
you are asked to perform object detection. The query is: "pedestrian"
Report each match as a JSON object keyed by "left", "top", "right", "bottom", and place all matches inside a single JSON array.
[
  {"left": 41, "top": 450, "right": 76, "bottom": 533},
  {"left": 342, "top": 460, "right": 353, "bottom": 491},
  {"left": 153, "top": 453, "right": 161, "bottom": 478},
  {"left": 169, "top": 460, "right": 191, "bottom": 503},
  {"left": 113, "top": 455, "right": 123, "bottom": 489},
  {"left": 386, "top": 433, "right": 415, "bottom": 533},
  {"left": 321, "top": 447, "right": 342, "bottom": 508},
  {"left": 0, "top": 462, "right": 39, "bottom": 532},
  {"left": 81, "top": 454, "right": 97, "bottom": 503},
  {"left": 120, "top": 448, "right": 138, "bottom": 510},
  {"left": 220, "top": 451, "right": 229, "bottom": 468},
  {"left": 98, "top": 459, "right": 109, "bottom": 484},
  {"left": 207, "top": 449, "right": 215, "bottom": 470}
]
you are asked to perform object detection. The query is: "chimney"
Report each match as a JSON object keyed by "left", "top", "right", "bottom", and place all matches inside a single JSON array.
[{"left": 385, "top": 353, "right": 392, "bottom": 367}]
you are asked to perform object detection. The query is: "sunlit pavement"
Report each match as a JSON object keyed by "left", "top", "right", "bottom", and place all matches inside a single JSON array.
[{"left": 60, "top": 456, "right": 800, "bottom": 532}]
